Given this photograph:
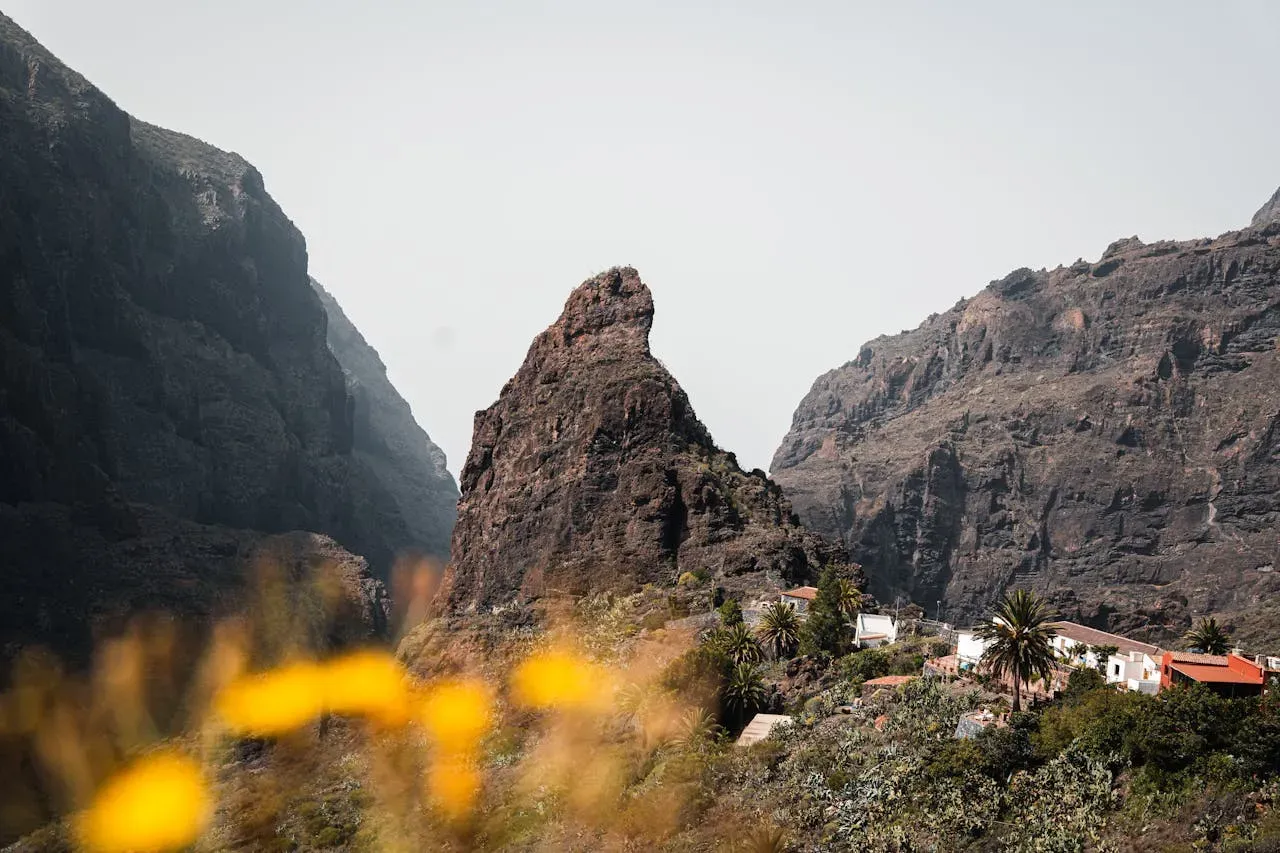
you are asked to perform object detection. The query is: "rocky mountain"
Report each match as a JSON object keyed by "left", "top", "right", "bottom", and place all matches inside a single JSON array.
[
  {"left": 443, "top": 267, "right": 843, "bottom": 613},
  {"left": 311, "top": 280, "right": 457, "bottom": 561},
  {"left": 773, "top": 195, "right": 1280, "bottom": 638},
  {"left": 0, "top": 13, "right": 453, "bottom": 664}
]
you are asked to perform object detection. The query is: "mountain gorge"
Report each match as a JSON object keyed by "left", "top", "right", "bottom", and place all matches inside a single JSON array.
[
  {"left": 0, "top": 12, "right": 455, "bottom": 664},
  {"left": 774, "top": 200, "right": 1280, "bottom": 638}
]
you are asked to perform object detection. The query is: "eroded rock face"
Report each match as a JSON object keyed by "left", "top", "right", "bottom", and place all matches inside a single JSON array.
[
  {"left": 312, "top": 280, "right": 458, "bottom": 561},
  {"left": 774, "top": 202, "right": 1280, "bottom": 638},
  {"left": 0, "top": 13, "right": 451, "bottom": 660},
  {"left": 444, "top": 267, "right": 842, "bottom": 612}
]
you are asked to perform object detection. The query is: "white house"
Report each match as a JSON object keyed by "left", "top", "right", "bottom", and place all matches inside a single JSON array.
[
  {"left": 1048, "top": 622, "right": 1162, "bottom": 694},
  {"left": 779, "top": 586, "right": 818, "bottom": 616},
  {"left": 955, "top": 629, "right": 990, "bottom": 672},
  {"left": 855, "top": 612, "right": 898, "bottom": 648}
]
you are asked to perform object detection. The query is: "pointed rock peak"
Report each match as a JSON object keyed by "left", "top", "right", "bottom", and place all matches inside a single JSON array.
[
  {"left": 1251, "top": 186, "right": 1280, "bottom": 227},
  {"left": 553, "top": 266, "right": 654, "bottom": 349}
]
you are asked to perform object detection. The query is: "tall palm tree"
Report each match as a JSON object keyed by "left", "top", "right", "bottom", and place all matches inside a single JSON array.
[
  {"left": 835, "top": 578, "right": 865, "bottom": 619},
  {"left": 757, "top": 601, "right": 801, "bottom": 659},
  {"left": 718, "top": 622, "right": 764, "bottom": 665},
  {"left": 976, "top": 589, "right": 1058, "bottom": 712},
  {"left": 723, "top": 662, "right": 767, "bottom": 724},
  {"left": 1183, "top": 617, "right": 1230, "bottom": 655}
]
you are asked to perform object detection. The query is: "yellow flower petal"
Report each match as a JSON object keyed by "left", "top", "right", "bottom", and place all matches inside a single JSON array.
[
  {"left": 76, "top": 752, "right": 210, "bottom": 853},
  {"left": 213, "top": 661, "right": 326, "bottom": 736},
  {"left": 425, "top": 756, "right": 481, "bottom": 821},
  {"left": 321, "top": 650, "right": 413, "bottom": 727},
  {"left": 420, "top": 679, "right": 492, "bottom": 753},
  {"left": 510, "top": 648, "right": 611, "bottom": 712}
]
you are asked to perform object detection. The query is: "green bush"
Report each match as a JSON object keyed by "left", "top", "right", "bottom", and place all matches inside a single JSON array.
[
  {"left": 718, "top": 598, "right": 743, "bottom": 627},
  {"left": 798, "top": 566, "right": 853, "bottom": 657}
]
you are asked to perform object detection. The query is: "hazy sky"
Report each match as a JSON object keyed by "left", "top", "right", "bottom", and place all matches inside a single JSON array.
[{"left": 9, "top": 2, "right": 1279, "bottom": 478}]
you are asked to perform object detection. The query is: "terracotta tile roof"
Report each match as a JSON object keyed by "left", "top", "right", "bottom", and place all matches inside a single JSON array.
[
  {"left": 1167, "top": 651, "right": 1228, "bottom": 665},
  {"left": 781, "top": 586, "right": 819, "bottom": 601},
  {"left": 1050, "top": 621, "right": 1159, "bottom": 657},
  {"left": 1169, "top": 662, "right": 1260, "bottom": 685},
  {"left": 863, "top": 675, "right": 917, "bottom": 686}
]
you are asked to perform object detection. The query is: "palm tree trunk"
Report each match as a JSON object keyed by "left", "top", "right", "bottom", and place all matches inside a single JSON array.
[{"left": 1012, "top": 676, "right": 1021, "bottom": 713}]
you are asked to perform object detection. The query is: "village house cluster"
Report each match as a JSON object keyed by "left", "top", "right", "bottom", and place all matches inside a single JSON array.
[
  {"left": 947, "top": 619, "right": 1280, "bottom": 699},
  {"left": 776, "top": 586, "right": 1280, "bottom": 699},
  {"left": 736, "top": 588, "right": 1280, "bottom": 746}
]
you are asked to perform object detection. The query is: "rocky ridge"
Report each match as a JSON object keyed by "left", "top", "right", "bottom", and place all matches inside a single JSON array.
[
  {"left": 312, "top": 279, "right": 458, "bottom": 561},
  {"left": 773, "top": 194, "right": 1280, "bottom": 639},
  {"left": 443, "top": 267, "right": 844, "bottom": 613},
  {"left": 0, "top": 13, "right": 453, "bottom": 663}
]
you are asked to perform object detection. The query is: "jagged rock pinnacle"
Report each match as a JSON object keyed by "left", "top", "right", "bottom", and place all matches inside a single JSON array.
[
  {"left": 551, "top": 266, "right": 655, "bottom": 351},
  {"left": 442, "top": 267, "right": 845, "bottom": 612}
]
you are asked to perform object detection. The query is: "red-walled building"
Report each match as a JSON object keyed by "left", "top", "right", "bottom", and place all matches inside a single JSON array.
[{"left": 1159, "top": 651, "right": 1267, "bottom": 698}]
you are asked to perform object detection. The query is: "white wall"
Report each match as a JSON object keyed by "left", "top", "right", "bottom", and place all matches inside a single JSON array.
[{"left": 957, "top": 631, "right": 988, "bottom": 667}]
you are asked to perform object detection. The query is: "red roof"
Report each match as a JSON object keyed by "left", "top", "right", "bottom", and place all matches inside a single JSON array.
[
  {"left": 863, "top": 675, "right": 917, "bottom": 687},
  {"left": 1169, "top": 662, "right": 1260, "bottom": 685},
  {"left": 781, "top": 587, "right": 819, "bottom": 601}
]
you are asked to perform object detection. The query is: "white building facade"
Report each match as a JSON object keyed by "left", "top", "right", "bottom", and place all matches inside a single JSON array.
[{"left": 855, "top": 613, "right": 898, "bottom": 648}]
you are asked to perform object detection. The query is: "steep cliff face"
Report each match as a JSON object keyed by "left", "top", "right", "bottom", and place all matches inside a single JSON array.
[
  {"left": 444, "top": 267, "right": 842, "bottom": 612},
  {"left": 311, "top": 280, "right": 458, "bottom": 561},
  {"left": 0, "top": 13, "right": 450, "bottom": 662},
  {"left": 774, "top": 200, "right": 1280, "bottom": 637}
]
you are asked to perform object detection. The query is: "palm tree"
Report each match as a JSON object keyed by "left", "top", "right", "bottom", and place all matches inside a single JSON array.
[
  {"left": 718, "top": 622, "right": 764, "bottom": 665},
  {"left": 835, "top": 578, "right": 865, "bottom": 619},
  {"left": 757, "top": 601, "right": 801, "bottom": 659},
  {"left": 722, "top": 662, "right": 766, "bottom": 723},
  {"left": 1183, "top": 617, "right": 1230, "bottom": 655},
  {"left": 976, "top": 589, "right": 1058, "bottom": 712}
]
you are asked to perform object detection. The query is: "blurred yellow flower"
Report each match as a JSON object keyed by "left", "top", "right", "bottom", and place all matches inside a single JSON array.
[
  {"left": 420, "top": 678, "right": 492, "bottom": 752},
  {"left": 321, "top": 650, "right": 412, "bottom": 727},
  {"left": 425, "top": 756, "right": 481, "bottom": 820},
  {"left": 76, "top": 752, "right": 210, "bottom": 853},
  {"left": 213, "top": 661, "right": 326, "bottom": 736},
  {"left": 510, "top": 648, "right": 611, "bottom": 712}
]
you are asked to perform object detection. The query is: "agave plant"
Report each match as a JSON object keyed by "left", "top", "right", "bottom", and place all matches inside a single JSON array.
[
  {"left": 673, "top": 706, "right": 721, "bottom": 750},
  {"left": 730, "top": 824, "right": 788, "bottom": 853},
  {"left": 757, "top": 601, "right": 801, "bottom": 659},
  {"left": 1183, "top": 616, "right": 1230, "bottom": 655}
]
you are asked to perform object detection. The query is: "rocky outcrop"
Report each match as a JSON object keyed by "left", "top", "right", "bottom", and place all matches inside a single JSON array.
[
  {"left": 0, "top": 13, "right": 451, "bottom": 662},
  {"left": 444, "top": 267, "right": 843, "bottom": 612},
  {"left": 773, "top": 196, "right": 1280, "bottom": 638},
  {"left": 1252, "top": 186, "right": 1280, "bottom": 227},
  {"left": 0, "top": 504, "right": 390, "bottom": 668},
  {"left": 312, "top": 280, "right": 457, "bottom": 561}
]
